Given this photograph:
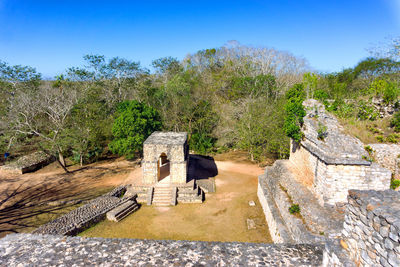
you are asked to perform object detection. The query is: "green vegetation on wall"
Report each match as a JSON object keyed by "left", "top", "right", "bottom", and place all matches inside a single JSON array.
[{"left": 284, "top": 84, "right": 306, "bottom": 143}]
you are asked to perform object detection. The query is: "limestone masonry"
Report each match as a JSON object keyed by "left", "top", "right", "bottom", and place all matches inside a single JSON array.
[
  {"left": 368, "top": 143, "right": 400, "bottom": 179},
  {"left": 142, "top": 131, "right": 188, "bottom": 185},
  {"left": 290, "top": 99, "right": 391, "bottom": 206},
  {"left": 0, "top": 234, "right": 324, "bottom": 266},
  {"left": 341, "top": 190, "right": 400, "bottom": 266}
]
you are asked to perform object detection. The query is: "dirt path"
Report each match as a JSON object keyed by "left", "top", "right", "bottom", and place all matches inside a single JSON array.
[{"left": 81, "top": 157, "right": 272, "bottom": 243}]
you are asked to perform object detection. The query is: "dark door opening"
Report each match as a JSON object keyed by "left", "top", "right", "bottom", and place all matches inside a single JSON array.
[{"left": 157, "top": 153, "right": 170, "bottom": 182}]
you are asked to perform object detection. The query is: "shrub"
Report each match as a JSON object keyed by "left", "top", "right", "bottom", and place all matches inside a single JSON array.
[
  {"left": 364, "top": 145, "right": 373, "bottom": 155},
  {"left": 366, "top": 124, "right": 383, "bottom": 134},
  {"left": 289, "top": 204, "right": 300, "bottom": 214},
  {"left": 362, "top": 155, "right": 373, "bottom": 162},
  {"left": 357, "top": 101, "right": 378, "bottom": 121},
  {"left": 391, "top": 111, "right": 400, "bottom": 132},
  {"left": 317, "top": 123, "right": 328, "bottom": 141},
  {"left": 383, "top": 82, "right": 399, "bottom": 105},
  {"left": 335, "top": 102, "right": 354, "bottom": 118},
  {"left": 391, "top": 179, "right": 400, "bottom": 190},
  {"left": 386, "top": 134, "right": 399, "bottom": 143},
  {"left": 376, "top": 135, "right": 385, "bottom": 142},
  {"left": 314, "top": 89, "right": 329, "bottom": 101}
]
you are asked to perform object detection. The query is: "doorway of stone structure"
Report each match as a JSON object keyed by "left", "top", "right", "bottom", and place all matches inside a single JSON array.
[{"left": 157, "top": 153, "right": 170, "bottom": 183}]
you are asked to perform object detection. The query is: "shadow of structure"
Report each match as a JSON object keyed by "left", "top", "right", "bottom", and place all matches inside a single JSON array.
[
  {"left": 0, "top": 176, "right": 112, "bottom": 237},
  {"left": 187, "top": 155, "right": 218, "bottom": 194},
  {"left": 187, "top": 154, "right": 218, "bottom": 181}
]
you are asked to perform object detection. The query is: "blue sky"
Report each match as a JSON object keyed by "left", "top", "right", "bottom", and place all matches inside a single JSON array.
[{"left": 0, "top": 0, "right": 399, "bottom": 78}]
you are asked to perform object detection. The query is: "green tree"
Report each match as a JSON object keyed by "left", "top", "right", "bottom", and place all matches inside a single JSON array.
[
  {"left": 67, "top": 87, "right": 111, "bottom": 166},
  {"left": 303, "top": 72, "right": 318, "bottom": 98},
  {"left": 109, "top": 100, "right": 161, "bottom": 159},
  {"left": 283, "top": 84, "right": 306, "bottom": 143}
]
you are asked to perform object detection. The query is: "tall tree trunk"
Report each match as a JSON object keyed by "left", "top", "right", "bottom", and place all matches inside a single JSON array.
[
  {"left": 57, "top": 151, "right": 69, "bottom": 173},
  {"left": 56, "top": 157, "right": 69, "bottom": 173},
  {"left": 80, "top": 154, "right": 83, "bottom": 167},
  {"left": 58, "top": 153, "right": 66, "bottom": 167}
]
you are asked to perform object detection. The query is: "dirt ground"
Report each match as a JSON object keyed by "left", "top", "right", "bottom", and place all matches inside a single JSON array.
[
  {"left": 0, "top": 151, "right": 272, "bottom": 243},
  {"left": 80, "top": 155, "right": 272, "bottom": 243},
  {"left": 0, "top": 157, "right": 136, "bottom": 237}
]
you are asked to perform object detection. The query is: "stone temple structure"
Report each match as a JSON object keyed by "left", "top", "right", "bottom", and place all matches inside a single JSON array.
[
  {"left": 126, "top": 132, "right": 204, "bottom": 206},
  {"left": 142, "top": 132, "right": 189, "bottom": 185}
]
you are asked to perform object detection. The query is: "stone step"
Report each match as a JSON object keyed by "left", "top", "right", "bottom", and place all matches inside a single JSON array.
[
  {"left": 152, "top": 187, "right": 173, "bottom": 206},
  {"left": 106, "top": 200, "right": 140, "bottom": 222}
]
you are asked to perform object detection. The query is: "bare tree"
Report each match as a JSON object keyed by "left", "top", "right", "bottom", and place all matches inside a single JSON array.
[{"left": 8, "top": 83, "right": 77, "bottom": 172}]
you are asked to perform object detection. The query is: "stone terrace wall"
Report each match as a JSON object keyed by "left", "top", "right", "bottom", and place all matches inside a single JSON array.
[
  {"left": 0, "top": 234, "right": 324, "bottom": 266},
  {"left": 290, "top": 100, "right": 391, "bottom": 206},
  {"left": 291, "top": 143, "right": 391, "bottom": 206},
  {"left": 258, "top": 160, "right": 343, "bottom": 244},
  {"left": 342, "top": 190, "right": 400, "bottom": 266},
  {"left": 33, "top": 186, "right": 132, "bottom": 236},
  {"left": 369, "top": 143, "right": 400, "bottom": 179}
]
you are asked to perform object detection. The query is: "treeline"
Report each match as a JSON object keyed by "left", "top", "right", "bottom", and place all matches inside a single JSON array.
[{"left": 1, "top": 40, "right": 399, "bottom": 171}]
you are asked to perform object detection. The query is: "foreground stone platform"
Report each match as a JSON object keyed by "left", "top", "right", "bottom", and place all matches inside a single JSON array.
[{"left": 0, "top": 234, "right": 323, "bottom": 266}]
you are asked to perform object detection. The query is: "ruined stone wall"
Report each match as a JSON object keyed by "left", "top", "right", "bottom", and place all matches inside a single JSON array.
[
  {"left": 33, "top": 186, "right": 130, "bottom": 236},
  {"left": 341, "top": 190, "right": 400, "bottom": 266},
  {"left": 290, "top": 142, "right": 391, "bottom": 206},
  {"left": 369, "top": 143, "right": 400, "bottom": 179},
  {"left": 258, "top": 160, "right": 341, "bottom": 244}
]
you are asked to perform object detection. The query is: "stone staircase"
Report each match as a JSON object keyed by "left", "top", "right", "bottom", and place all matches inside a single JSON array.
[
  {"left": 106, "top": 199, "right": 140, "bottom": 222},
  {"left": 152, "top": 186, "right": 173, "bottom": 206}
]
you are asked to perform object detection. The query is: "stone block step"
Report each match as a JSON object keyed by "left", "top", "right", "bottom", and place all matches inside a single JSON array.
[
  {"left": 153, "top": 203, "right": 170, "bottom": 206},
  {"left": 106, "top": 200, "right": 139, "bottom": 222}
]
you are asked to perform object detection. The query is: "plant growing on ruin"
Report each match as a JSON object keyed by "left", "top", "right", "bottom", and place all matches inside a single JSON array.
[
  {"left": 284, "top": 84, "right": 306, "bottom": 143},
  {"left": 386, "top": 134, "right": 399, "bottom": 143},
  {"left": 357, "top": 100, "right": 378, "bottom": 121},
  {"left": 317, "top": 123, "right": 328, "bottom": 141},
  {"left": 391, "top": 110, "right": 400, "bottom": 132},
  {"left": 390, "top": 179, "right": 400, "bottom": 190},
  {"left": 362, "top": 155, "right": 374, "bottom": 162},
  {"left": 376, "top": 135, "right": 385, "bottom": 143},
  {"left": 366, "top": 124, "right": 383, "bottom": 134},
  {"left": 289, "top": 204, "right": 300, "bottom": 214}
]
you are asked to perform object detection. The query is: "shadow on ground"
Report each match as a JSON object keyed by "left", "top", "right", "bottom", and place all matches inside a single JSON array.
[{"left": 187, "top": 154, "right": 218, "bottom": 182}]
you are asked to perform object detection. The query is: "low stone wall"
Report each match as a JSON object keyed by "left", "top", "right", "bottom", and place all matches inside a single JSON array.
[
  {"left": 1, "top": 151, "right": 55, "bottom": 174},
  {"left": 0, "top": 234, "right": 324, "bottom": 266},
  {"left": 369, "top": 143, "right": 400, "bottom": 179},
  {"left": 257, "top": 181, "right": 292, "bottom": 243},
  {"left": 33, "top": 186, "right": 132, "bottom": 236},
  {"left": 341, "top": 189, "right": 400, "bottom": 266}
]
